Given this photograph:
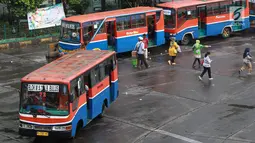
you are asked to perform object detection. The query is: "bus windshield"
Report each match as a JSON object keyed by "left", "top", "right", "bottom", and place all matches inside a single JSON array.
[
  {"left": 163, "top": 9, "right": 176, "bottom": 29},
  {"left": 60, "top": 21, "right": 81, "bottom": 44},
  {"left": 20, "top": 83, "right": 69, "bottom": 116}
]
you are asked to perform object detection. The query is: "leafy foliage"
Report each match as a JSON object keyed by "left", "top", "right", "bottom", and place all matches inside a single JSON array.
[
  {"left": 122, "top": 0, "right": 156, "bottom": 8},
  {"left": 68, "top": 0, "right": 90, "bottom": 14},
  {"left": 0, "top": 0, "right": 44, "bottom": 18}
]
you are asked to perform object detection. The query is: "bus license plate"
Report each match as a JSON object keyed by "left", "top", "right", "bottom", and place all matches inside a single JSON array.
[{"left": 37, "top": 131, "right": 49, "bottom": 136}]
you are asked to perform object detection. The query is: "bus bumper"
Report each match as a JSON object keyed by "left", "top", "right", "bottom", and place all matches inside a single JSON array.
[{"left": 19, "top": 128, "right": 72, "bottom": 138}]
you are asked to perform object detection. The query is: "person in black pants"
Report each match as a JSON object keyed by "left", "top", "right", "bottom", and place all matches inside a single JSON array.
[{"left": 199, "top": 52, "right": 213, "bottom": 80}]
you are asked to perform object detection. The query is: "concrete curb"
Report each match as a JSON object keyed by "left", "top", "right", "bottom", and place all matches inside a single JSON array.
[{"left": 0, "top": 36, "right": 58, "bottom": 50}]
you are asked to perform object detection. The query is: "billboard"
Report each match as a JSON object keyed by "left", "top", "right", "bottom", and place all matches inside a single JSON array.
[{"left": 27, "top": 3, "right": 66, "bottom": 30}]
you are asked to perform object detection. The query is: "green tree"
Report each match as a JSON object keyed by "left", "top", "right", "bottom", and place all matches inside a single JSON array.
[
  {"left": 0, "top": 0, "right": 44, "bottom": 24},
  {"left": 68, "top": 0, "right": 90, "bottom": 14},
  {"left": 122, "top": 0, "right": 155, "bottom": 8}
]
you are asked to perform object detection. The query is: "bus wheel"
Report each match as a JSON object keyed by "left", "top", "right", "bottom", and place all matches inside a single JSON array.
[
  {"left": 98, "top": 102, "right": 106, "bottom": 118},
  {"left": 181, "top": 35, "right": 191, "bottom": 45},
  {"left": 222, "top": 27, "right": 231, "bottom": 38}
]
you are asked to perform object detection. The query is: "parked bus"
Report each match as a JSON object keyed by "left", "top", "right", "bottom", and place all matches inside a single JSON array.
[
  {"left": 250, "top": 0, "right": 255, "bottom": 26},
  {"left": 59, "top": 7, "right": 165, "bottom": 54},
  {"left": 158, "top": 0, "right": 251, "bottom": 45},
  {"left": 19, "top": 50, "right": 119, "bottom": 138}
]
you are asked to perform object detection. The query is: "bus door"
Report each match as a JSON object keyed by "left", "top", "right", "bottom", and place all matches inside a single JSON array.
[
  {"left": 197, "top": 5, "right": 207, "bottom": 37},
  {"left": 83, "top": 72, "right": 91, "bottom": 118},
  {"left": 147, "top": 14, "right": 156, "bottom": 45},
  {"left": 106, "top": 18, "right": 116, "bottom": 51}
]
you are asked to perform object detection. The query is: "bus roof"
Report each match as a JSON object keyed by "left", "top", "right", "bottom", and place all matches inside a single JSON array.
[
  {"left": 157, "top": 0, "right": 227, "bottom": 9},
  {"left": 21, "top": 50, "right": 115, "bottom": 83},
  {"left": 63, "top": 7, "right": 162, "bottom": 23}
]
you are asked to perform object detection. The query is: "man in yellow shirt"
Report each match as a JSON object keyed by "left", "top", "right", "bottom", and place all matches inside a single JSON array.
[{"left": 168, "top": 37, "right": 179, "bottom": 65}]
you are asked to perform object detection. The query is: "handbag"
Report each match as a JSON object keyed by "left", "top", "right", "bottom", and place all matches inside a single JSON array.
[
  {"left": 201, "top": 59, "right": 204, "bottom": 65},
  {"left": 131, "top": 42, "right": 142, "bottom": 58}
]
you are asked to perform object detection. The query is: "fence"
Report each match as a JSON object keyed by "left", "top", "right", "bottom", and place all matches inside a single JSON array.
[{"left": 0, "top": 22, "right": 60, "bottom": 43}]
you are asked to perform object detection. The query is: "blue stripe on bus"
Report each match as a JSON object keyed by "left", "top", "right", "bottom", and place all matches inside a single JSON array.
[
  {"left": 59, "top": 42, "right": 81, "bottom": 51},
  {"left": 110, "top": 80, "right": 119, "bottom": 103},
  {"left": 86, "top": 40, "right": 108, "bottom": 51},
  {"left": 88, "top": 86, "right": 111, "bottom": 119}
]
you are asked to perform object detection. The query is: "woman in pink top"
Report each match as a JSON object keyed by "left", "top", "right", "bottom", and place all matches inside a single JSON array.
[{"left": 143, "top": 34, "right": 149, "bottom": 59}]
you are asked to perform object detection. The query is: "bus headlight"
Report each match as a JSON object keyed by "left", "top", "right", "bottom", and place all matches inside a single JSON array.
[
  {"left": 19, "top": 123, "right": 34, "bottom": 129},
  {"left": 52, "top": 125, "right": 72, "bottom": 131}
]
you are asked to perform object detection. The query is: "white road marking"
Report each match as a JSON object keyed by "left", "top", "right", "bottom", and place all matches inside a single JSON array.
[
  {"left": 105, "top": 115, "right": 202, "bottom": 143},
  {"left": 155, "top": 129, "right": 203, "bottom": 143}
]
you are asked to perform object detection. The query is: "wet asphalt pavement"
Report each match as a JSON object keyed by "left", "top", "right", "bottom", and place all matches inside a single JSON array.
[{"left": 1, "top": 29, "right": 255, "bottom": 143}]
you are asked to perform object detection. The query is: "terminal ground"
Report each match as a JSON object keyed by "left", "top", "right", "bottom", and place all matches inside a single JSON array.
[{"left": 1, "top": 30, "right": 255, "bottom": 143}]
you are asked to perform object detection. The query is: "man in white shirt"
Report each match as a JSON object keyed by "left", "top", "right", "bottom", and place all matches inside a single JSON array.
[{"left": 136, "top": 37, "right": 149, "bottom": 69}]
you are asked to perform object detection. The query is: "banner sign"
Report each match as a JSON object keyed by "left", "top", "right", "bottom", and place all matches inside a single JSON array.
[
  {"left": 28, "top": 84, "right": 59, "bottom": 92},
  {"left": 27, "top": 3, "right": 66, "bottom": 30}
]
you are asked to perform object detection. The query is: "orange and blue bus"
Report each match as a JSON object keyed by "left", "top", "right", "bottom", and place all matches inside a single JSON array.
[
  {"left": 250, "top": 0, "right": 255, "bottom": 25},
  {"left": 158, "top": 0, "right": 251, "bottom": 45},
  {"left": 58, "top": 7, "right": 165, "bottom": 53},
  {"left": 19, "top": 50, "right": 118, "bottom": 138}
]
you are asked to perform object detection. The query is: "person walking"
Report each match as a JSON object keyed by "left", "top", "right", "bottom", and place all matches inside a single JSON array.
[
  {"left": 143, "top": 34, "right": 149, "bottom": 59},
  {"left": 239, "top": 48, "right": 252, "bottom": 75},
  {"left": 136, "top": 37, "right": 149, "bottom": 69},
  {"left": 168, "top": 37, "right": 179, "bottom": 65},
  {"left": 199, "top": 52, "right": 213, "bottom": 80},
  {"left": 192, "top": 40, "right": 210, "bottom": 69}
]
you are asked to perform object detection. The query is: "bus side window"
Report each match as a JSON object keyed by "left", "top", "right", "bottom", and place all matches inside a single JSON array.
[
  {"left": 186, "top": 6, "right": 196, "bottom": 20},
  {"left": 177, "top": 8, "right": 187, "bottom": 28},
  {"left": 71, "top": 76, "right": 84, "bottom": 111},
  {"left": 99, "top": 62, "right": 106, "bottom": 81},
  {"left": 207, "top": 3, "right": 220, "bottom": 16},
  {"left": 131, "top": 14, "right": 146, "bottom": 28},
  {"left": 220, "top": 1, "right": 230, "bottom": 14},
  {"left": 84, "top": 72, "right": 91, "bottom": 89},
  {"left": 83, "top": 25, "right": 94, "bottom": 44},
  {"left": 90, "top": 66, "right": 100, "bottom": 87},
  {"left": 116, "top": 16, "right": 131, "bottom": 31},
  {"left": 93, "top": 20, "right": 105, "bottom": 34}
]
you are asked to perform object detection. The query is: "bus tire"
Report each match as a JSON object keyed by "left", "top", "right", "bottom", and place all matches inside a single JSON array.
[
  {"left": 181, "top": 34, "right": 192, "bottom": 45},
  {"left": 98, "top": 101, "right": 107, "bottom": 118},
  {"left": 222, "top": 27, "right": 231, "bottom": 38}
]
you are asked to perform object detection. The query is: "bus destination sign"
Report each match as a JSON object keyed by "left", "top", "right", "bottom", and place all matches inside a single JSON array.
[{"left": 28, "top": 84, "right": 59, "bottom": 92}]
